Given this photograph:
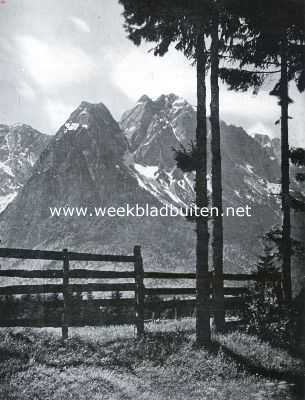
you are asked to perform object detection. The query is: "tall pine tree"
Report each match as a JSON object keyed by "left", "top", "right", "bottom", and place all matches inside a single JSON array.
[
  {"left": 220, "top": 0, "right": 305, "bottom": 301},
  {"left": 119, "top": 0, "right": 212, "bottom": 346},
  {"left": 209, "top": 0, "right": 241, "bottom": 331}
]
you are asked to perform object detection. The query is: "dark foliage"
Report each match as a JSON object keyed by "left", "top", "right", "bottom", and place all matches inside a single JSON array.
[
  {"left": 289, "top": 195, "right": 305, "bottom": 212},
  {"left": 241, "top": 227, "right": 305, "bottom": 349},
  {"left": 269, "top": 82, "right": 294, "bottom": 105},
  {"left": 242, "top": 284, "right": 304, "bottom": 350},
  {"left": 219, "top": 68, "right": 264, "bottom": 93},
  {"left": 295, "top": 173, "right": 305, "bottom": 182},
  {"left": 118, "top": 0, "right": 212, "bottom": 60},
  {"left": 173, "top": 143, "right": 200, "bottom": 173},
  {"left": 296, "top": 69, "right": 305, "bottom": 92},
  {"left": 0, "top": 292, "right": 195, "bottom": 327},
  {"left": 289, "top": 147, "right": 305, "bottom": 167}
]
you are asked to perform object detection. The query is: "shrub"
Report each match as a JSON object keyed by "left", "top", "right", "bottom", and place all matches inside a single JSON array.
[{"left": 241, "top": 283, "right": 304, "bottom": 350}]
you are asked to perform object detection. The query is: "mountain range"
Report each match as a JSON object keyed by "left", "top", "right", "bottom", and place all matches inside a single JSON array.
[
  {"left": 0, "top": 94, "right": 303, "bottom": 286},
  {"left": 121, "top": 94, "right": 282, "bottom": 269},
  {"left": 0, "top": 124, "right": 49, "bottom": 213}
]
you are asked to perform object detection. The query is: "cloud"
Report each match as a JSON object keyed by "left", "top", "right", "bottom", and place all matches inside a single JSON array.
[
  {"left": 113, "top": 48, "right": 196, "bottom": 101},
  {"left": 113, "top": 48, "right": 279, "bottom": 120},
  {"left": 248, "top": 122, "right": 275, "bottom": 137},
  {"left": 219, "top": 89, "right": 279, "bottom": 125},
  {"left": 113, "top": 48, "right": 285, "bottom": 136},
  {"left": 17, "top": 81, "right": 36, "bottom": 101},
  {"left": 45, "top": 98, "right": 75, "bottom": 132},
  {"left": 69, "top": 16, "right": 91, "bottom": 33},
  {"left": 16, "top": 35, "right": 96, "bottom": 92}
]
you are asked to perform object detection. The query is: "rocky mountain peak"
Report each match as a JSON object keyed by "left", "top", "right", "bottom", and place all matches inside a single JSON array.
[
  {"left": 254, "top": 132, "right": 281, "bottom": 162},
  {"left": 61, "top": 101, "right": 120, "bottom": 135},
  {"left": 120, "top": 93, "right": 196, "bottom": 161},
  {"left": 119, "top": 95, "right": 283, "bottom": 270},
  {"left": 0, "top": 102, "right": 190, "bottom": 268},
  {"left": 49, "top": 101, "right": 128, "bottom": 167},
  {"left": 0, "top": 124, "right": 9, "bottom": 136},
  {"left": 154, "top": 93, "right": 178, "bottom": 107},
  {"left": 0, "top": 124, "right": 49, "bottom": 212},
  {"left": 0, "top": 96, "right": 292, "bottom": 275},
  {"left": 137, "top": 94, "right": 152, "bottom": 103},
  {"left": 254, "top": 133, "right": 272, "bottom": 147}
]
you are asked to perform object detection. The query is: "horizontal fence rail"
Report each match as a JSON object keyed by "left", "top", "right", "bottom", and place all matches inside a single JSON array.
[
  {"left": 0, "top": 245, "right": 283, "bottom": 339},
  {"left": 0, "top": 270, "right": 282, "bottom": 282},
  {"left": 222, "top": 273, "right": 282, "bottom": 282},
  {"left": 144, "top": 272, "right": 196, "bottom": 279},
  {"left": 0, "top": 246, "right": 139, "bottom": 339},
  {"left": 0, "top": 269, "right": 135, "bottom": 279},
  {"left": 145, "top": 287, "right": 250, "bottom": 296},
  {"left": 0, "top": 283, "right": 136, "bottom": 295},
  {"left": 0, "top": 247, "right": 136, "bottom": 262},
  {"left": 0, "top": 318, "right": 137, "bottom": 328},
  {"left": 144, "top": 271, "right": 282, "bottom": 281}
]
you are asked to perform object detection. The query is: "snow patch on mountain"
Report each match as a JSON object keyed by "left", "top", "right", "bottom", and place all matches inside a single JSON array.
[
  {"left": 130, "top": 159, "right": 191, "bottom": 208},
  {"left": 245, "top": 164, "right": 255, "bottom": 174},
  {"left": 266, "top": 182, "right": 281, "bottom": 195},
  {"left": 0, "top": 161, "right": 15, "bottom": 177},
  {"left": 0, "top": 192, "right": 17, "bottom": 213},
  {"left": 134, "top": 163, "right": 158, "bottom": 179},
  {"left": 0, "top": 124, "right": 49, "bottom": 214},
  {"left": 120, "top": 94, "right": 283, "bottom": 270}
]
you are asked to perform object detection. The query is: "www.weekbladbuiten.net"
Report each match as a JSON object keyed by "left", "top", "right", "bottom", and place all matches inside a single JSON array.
[{"left": 49, "top": 204, "right": 252, "bottom": 218}]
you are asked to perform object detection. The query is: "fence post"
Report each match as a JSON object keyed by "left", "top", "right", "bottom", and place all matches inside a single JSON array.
[
  {"left": 134, "top": 245, "right": 144, "bottom": 338},
  {"left": 212, "top": 270, "right": 225, "bottom": 332},
  {"left": 62, "top": 248, "right": 70, "bottom": 340}
]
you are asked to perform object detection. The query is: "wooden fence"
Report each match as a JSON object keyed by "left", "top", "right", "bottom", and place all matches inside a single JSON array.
[{"left": 0, "top": 246, "right": 282, "bottom": 339}]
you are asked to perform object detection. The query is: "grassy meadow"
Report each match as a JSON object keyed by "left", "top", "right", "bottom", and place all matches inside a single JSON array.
[{"left": 0, "top": 319, "right": 304, "bottom": 400}]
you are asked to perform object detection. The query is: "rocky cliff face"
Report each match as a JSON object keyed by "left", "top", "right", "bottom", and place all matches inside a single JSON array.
[
  {"left": 121, "top": 95, "right": 281, "bottom": 206},
  {"left": 1, "top": 95, "right": 298, "bottom": 274},
  {"left": 254, "top": 133, "right": 281, "bottom": 162},
  {"left": 120, "top": 94, "right": 196, "bottom": 207},
  {"left": 121, "top": 94, "right": 282, "bottom": 271},
  {"left": 0, "top": 124, "right": 49, "bottom": 212},
  {"left": 0, "top": 102, "right": 193, "bottom": 271}
]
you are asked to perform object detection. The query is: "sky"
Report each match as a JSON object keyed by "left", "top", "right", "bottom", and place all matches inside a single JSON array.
[{"left": 0, "top": 0, "right": 304, "bottom": 145}]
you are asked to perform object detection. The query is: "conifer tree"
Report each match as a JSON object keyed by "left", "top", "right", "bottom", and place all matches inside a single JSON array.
[
  {"left": 119, "top": 0, "right": 212, "bottom": 345},
  {"left": 220, "top": 0, "right": 305, "bottom": 301}
]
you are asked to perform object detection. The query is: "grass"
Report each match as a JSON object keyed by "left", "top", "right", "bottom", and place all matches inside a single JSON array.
[
  {"left": 216, "top": 331, "right": 304, "bottom": 374},
  {"left": 0, "top": 320, "right": 304, "bottom": 400},
  {"left": 3, "top": 318, "right": 196, "bottom": 344}
]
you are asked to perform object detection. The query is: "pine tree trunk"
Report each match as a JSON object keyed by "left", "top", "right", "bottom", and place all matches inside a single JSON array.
[
  {"left": 280, "top": 33, "right": 292, "bottom": 302},
  {"left": 210, "top": 14, "right": 225, "bottom": 331},
  {"left": 195, "top": 32, "right": 211, "bottom": 346}
]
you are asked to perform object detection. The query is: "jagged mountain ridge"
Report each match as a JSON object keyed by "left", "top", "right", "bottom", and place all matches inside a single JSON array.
[
  {"left": 0, "top": 102, "right": 194, "bottom": 271},
  {"left": 0, "top": 95, "right": 289, "bottom": 273},
  {"left": 121, "top": 94, "right": 281, "bottom": 207},
  {"left": 254, "top": 133, "right": 281, "bottom": 162},
  {"left": 0, "top": 124, "right": 49, "bottom": 213},
  {"left": 121, "top": 94, "right": 283, "bottom": 268}
]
